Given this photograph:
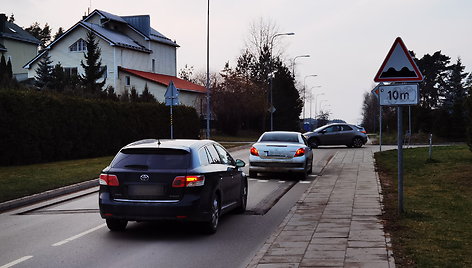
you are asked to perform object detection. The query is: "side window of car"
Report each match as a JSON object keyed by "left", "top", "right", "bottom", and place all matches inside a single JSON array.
[
  {"left": 214, "top": 144, "right": 235, "bottom": 166},
  {"left": 198, "top": 147, "right": 210, "bottom": 166},
  {"left": 341, "top": 125, "right": 353, "bottom": 131},
  {"left": 325, "top": 126, "right": 338, "bottom": 133},
  {"left": 206, "top": 145, "right": 221, "bottom": 164}
]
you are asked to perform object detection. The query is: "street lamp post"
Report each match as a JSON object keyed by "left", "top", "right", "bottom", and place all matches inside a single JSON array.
[
  {"left": 205, "top": 0, "right": 211, "bottom": 139},
  {"left": 303, "top": 75, "right": 317, "bottom": 125},
  {"left": 314, "top": 92, "right": 325, "bottom": 118},
  {"left": 269, "top": 32, "right": 294, "bottom": 131},
  {"left": 292, "top": 54, "right": 310, "bottom": 77}
]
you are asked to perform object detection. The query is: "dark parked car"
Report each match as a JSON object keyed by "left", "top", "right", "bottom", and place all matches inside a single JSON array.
[
  {"left": 304, "top": 123, "right": 368, "bottom": 148},
  {"left": 99, "top": 139, "right": 247, "bottom": 234}
]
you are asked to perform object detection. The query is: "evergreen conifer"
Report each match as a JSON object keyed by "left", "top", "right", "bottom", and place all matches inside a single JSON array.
[{"left": 80, "top": 31, "right": 106, "bottom": 97}]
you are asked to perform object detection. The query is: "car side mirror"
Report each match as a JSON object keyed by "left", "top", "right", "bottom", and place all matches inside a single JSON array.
[{"left": 235, "top": 159, "right": 246, "bottom": 168}]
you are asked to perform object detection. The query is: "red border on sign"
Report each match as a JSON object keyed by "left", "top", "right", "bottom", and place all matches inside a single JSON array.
[{"left": 374, "top": 37, "right": 423, "bottom": 82}]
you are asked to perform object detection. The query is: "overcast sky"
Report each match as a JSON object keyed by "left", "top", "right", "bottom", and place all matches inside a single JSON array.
[{"left": 4, "top": 0, "right": 472, "bottom": 124}]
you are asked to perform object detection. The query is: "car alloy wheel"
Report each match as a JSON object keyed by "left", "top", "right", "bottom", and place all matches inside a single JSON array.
[
  {"left": 203, "top": 194, "right": 220, "bottom": 234},
  {"left": 352, "top": 137, "right": 363, "bottom": 148},
  {"left": 235, "top": 183, "right": 248, "bottom": 214}
]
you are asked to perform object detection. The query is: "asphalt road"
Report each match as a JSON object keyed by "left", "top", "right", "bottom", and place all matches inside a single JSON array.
[{"left": 0, "top": 147, "right": 337, "bottom": 268}]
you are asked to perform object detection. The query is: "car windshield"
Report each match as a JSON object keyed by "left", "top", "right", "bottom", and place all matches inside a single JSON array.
[
  {"left": 260, "top": 133, "right": 300, "bottom": 143},
  {"left": 110, "top": 148, "right": 190, "bottom": 170}
]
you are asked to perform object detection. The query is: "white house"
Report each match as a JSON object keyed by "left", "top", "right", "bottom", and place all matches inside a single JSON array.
[{"left": 23, "top": 9, "right": 206, "bottom": 113}]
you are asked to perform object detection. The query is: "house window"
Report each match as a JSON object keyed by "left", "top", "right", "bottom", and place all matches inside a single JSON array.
[
  {"left": 152, "top": 59, "right": 155, "bottom": 73},
  {"left": 125, "top": 76, "right": 130, "bottom": 86},
  {"left": 63, "top": 67, "right": 78, "bottom": 77},
  {"left": 69, "top": 39, "right": 87, "bottom": 52}
]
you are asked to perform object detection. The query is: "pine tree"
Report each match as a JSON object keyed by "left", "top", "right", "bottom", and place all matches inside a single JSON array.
[
  {"left": 35, "top": 52, "right": 53, "bottom": 89},
  {"left": 25, "top": 22, "right": 51, "bottom": 50},
  {"left": 445, "top": 58, "right": 468, "bottom": 138},
  {"left": 130, "top": 86, "right": 139, "bottom": 102},
  {"left": 6, "top": 58, "right": 13, "bottom": 80},
  {"left": 80, "top": 31, "right": 106, "bottom": 96},
  {"left": 50, "top": 63, "right": 66, "bottom": 91},
  {"left": 105, "top": 86, "right": 119, "bottom": 101},
  {"left": 140, "top": 83, "right": 156, "bottom": 102},
  {"left": 53, "top": 27, "right": 64, "bottom": 41}
]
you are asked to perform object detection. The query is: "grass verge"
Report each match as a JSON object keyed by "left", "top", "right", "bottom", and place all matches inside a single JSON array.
[
  {"left": 0, "top": 156, "right": 113, "bottom": 203},
  {"left": 375, "top": 145, "right": 472, "bottom": 267}
]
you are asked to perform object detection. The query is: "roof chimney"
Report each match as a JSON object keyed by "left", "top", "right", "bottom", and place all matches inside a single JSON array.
[{"left": 0, "top": 14, "right": 6, "bottom": 33}]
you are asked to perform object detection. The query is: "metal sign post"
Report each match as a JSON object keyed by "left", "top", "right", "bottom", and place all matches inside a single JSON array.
[
  {"left": 397, "top": 106, "right": 404, "bottom": 212},
  {"left": 165, "top": 81, "right": 179, "bottom": 139}
]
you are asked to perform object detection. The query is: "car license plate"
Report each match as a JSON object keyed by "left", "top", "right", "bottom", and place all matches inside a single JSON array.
[{"left": 128, "top": 185, "right": 164, "bottom": 196}]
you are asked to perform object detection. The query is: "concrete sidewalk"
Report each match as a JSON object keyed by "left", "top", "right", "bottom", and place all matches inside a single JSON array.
[{"left": 247, "top": 147, "right": 395, "bottom": 268}]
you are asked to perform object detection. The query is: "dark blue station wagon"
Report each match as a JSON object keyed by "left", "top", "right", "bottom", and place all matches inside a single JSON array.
[{"left": 99, "top": 139, "right": 247, "bottom": 234}]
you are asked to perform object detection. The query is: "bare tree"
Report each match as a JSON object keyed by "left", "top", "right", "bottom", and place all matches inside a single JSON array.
[{"left": 244, "top": 18, "right": 279, "bottom": 60}]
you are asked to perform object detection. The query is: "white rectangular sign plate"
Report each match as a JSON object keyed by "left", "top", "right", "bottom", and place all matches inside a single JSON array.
[{"left": 379, "top": 84, "right": 419, "bottom": 106}]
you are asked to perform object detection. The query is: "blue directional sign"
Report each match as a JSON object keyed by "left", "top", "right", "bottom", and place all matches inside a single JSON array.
[{"left": 165, "top": 81, "right": 179, "bottom": 106}]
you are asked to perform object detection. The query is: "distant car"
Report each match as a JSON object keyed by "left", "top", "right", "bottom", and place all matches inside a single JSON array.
[
  {"left": 249, "top": 131, "right": 313, "bottom": 180},
  {"left": 304, "top": 123, "right": 368, "bottom": 148},
  {"left": 99, "top": 139, "right": 248, "bottom": 234}
]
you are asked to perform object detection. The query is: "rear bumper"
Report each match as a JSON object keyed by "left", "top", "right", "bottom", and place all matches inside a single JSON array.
[
  {"left": 249, "top": 157, "right": 307, "bottom": 174},
  {"left": 99, "top": 192, "right": 211, "bottom": 222}
]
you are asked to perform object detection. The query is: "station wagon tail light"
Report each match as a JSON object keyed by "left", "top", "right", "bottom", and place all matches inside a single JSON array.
[
  {"left": 250, "top": 146, "right": 259, "bottom": 156},
  {"left": 99, "top": 174, "right": 119, "bottom": 186},
  {"left": 172, "top": 175, "right": 205, "bottom": 188},
  {"left": 294, "top": 148, "right": 306, "bottom": 157},
  {"left": 360, "top": 130, "right": 367, "bottom": 134}
]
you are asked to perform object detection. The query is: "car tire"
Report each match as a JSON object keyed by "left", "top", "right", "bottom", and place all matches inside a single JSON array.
[
  {"left": 309, "top": 138, "right": 319, "bottom": 148},
  {"left": 352, "top": 137, "right": 364, "bottom": 148},
  {"left": 235, "top": 181, "right": 248, "bottom": 214},
  {"left": 249, "top": 171, "right": 257, "bottom": 178},
  {"left": 106, "top": 219, "right": 127, "bottom": 232},
  {"left": 202, "top": 194, "right": 220, "bottom": 234}
]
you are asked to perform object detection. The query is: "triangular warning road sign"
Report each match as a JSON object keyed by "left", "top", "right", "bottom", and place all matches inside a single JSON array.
[{"left": 374, "top": 37, "right": 423, "bottom": 82}]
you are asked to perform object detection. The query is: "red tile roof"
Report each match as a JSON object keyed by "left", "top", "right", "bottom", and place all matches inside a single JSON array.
[{"left": 119, "top": 67, "right": 207, "bottom": 94}]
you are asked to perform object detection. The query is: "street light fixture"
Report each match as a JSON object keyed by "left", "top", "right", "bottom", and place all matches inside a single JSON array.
[
  {"left": 303, "top": 75, "right": 317, "bottom": 124},
  {"left": 269, "top": 32, "right": 295, "bottom": 131},
  {"left": 292, "top": 54, "right": 310, "bottom": 76}
]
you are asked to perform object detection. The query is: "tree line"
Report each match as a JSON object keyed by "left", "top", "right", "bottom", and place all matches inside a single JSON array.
[
  {"left": 180, "top": 19, "right": 304, "bottom": 136},
  {"left": 361, "top": 50, "right": 472, "bottom": 149}
]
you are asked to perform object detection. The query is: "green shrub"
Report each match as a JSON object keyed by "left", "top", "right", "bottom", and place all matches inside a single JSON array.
[{"left": 0, "top": 89, "right": 199, "bottom": 165}]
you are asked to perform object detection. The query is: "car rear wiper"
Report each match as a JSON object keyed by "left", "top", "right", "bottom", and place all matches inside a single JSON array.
[{"left": 124, "top": 164, "right": 149, "bottom": 170}]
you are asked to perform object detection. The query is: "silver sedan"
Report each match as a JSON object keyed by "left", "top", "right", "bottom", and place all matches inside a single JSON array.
[{"left": 249, "top": 131, "right": 313, "bottom": 180}]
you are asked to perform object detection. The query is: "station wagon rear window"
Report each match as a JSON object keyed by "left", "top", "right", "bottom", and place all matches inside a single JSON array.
[{"left": 110, "top": 148, "right": 190, "bottom": 170}]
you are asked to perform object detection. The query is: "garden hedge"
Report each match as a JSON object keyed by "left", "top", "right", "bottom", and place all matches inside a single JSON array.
[{"left": 0, "top": 89, "right": 200, "bottom": 165}]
